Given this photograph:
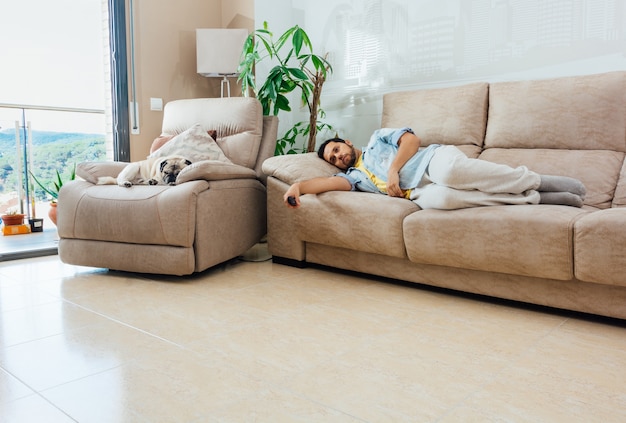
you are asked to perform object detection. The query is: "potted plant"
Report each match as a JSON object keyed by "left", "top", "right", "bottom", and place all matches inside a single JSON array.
[
  {"left": 1, "top": 208, "right": 26, "bottom": 226},
  {"left": 238, "top": 21, "right": 333, "bottom": 154},
  {"left": 30, "top": 163, "right": 76, "bottom": 225}
]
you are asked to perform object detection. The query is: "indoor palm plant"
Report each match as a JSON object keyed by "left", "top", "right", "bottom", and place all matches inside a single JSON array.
[{"left": 238, "top": 21, "right": 333, "bottom": 154}]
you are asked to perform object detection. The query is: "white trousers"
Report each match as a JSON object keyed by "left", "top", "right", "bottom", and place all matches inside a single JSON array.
[{"left": 410, "top": 146, "right": 541, "bottom": 210}]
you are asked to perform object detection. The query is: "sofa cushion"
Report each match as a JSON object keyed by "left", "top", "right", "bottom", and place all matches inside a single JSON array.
[
  {"left": 382, "top": 82, "right": 488, "bottom": 148},
  {"left": 148, "top": 123, "right": 231, "bottom": 163},
  {"left": 77, "top": 161, "right": 127, "bottom": 184},
  {"left": 175, "top": 160, "right": 256, "bottom": 184},
  {"left": 58, "top": 180, "right": 209, "bottom": 247},
  {"left": 485, "top": 71, "right": 626, "bottom": 151},
  {"left": 294, "top": 191, "right": 419, "bottom": 259},
  {"left": 403, "top": 205, "right": 588, "bottom": 280},
  {"left": 479, "top": 148, "right": 624, "bottom": 209},
  {"left": 612, "top": 159, "right": 626, "bottom": 207},
  {"left": 161, "top": 97, "right": 263, "bottom": 169},
  {"left": 574, "top": 208, "right": 626, "bottom": 286},
  {"left": 263, "top": 152, "right": 338, "bottom": 184}
]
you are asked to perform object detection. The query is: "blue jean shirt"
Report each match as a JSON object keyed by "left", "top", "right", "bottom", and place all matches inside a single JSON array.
[{"left": 336, "top": 127, "right": 440, "bottom": 194}]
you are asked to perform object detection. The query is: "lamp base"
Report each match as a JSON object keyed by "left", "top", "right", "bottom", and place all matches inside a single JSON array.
[{"left": 221, "top": 76, "right": 230, "bottom": 98}]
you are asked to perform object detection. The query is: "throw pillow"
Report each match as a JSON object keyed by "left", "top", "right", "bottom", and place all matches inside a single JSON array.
[{"left": 149, "top": 124, "right": 231, "bottom": 164}]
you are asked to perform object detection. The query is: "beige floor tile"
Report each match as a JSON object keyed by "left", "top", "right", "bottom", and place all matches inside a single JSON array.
[
  {"left": 0, "top": 281, "right": 60, "bottom": 313},
  {"left": 0, "top": 368, "right": 34, "bottom": 404},
  {"left": 451, "top": 317, "right": 626, "bottom": 422},
  {"left": 209, "top": 386, "right": 365, "bottom": 422},
  {"left": 0, "top": 256, "right": 101, "bottom": 284},
  {"left": 41, "top": 344, "right": 266, "bottom": 423},
  {"left": 0, "top": 316, "right": 166, "bottom": 391},
  {"left": 0, "top": 300, "right": 105, "bottom": 348},
  {"left": 69, "top": 281, "right": 277, "bottom": 345},
  {"left": 1, "top": 394, "right": 75, "bottom": 423},
  {"left": 277, "top": 354, "right": 452, "bottom": 421}
]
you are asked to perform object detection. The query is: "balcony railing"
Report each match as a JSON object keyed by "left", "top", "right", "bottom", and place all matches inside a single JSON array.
[{"left": 0, "top": 103, "right": 108, "bottom": 223}]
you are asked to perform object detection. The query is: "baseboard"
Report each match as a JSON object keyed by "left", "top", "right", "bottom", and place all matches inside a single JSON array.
[{"left": 272, "top": 256, "right": 307, "bottom": 268}]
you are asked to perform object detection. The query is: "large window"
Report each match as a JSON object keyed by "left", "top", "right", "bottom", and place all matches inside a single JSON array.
[{"left": 0, "top": 0, "right": 128, "bottom": 224}]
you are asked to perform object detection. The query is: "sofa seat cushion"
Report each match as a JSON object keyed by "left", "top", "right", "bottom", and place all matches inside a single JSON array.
[
  {"left": 479, "top": 148, "right": 624, "bottom": 209},
  {"left": 295, "top": 191, "right": 419, "bottom": 259},
  {"left": 403, "top": 205, "right": 588, "bottom": 280},
  {"left": 58, "top": 180, "right": 210, "bottom": 247},
  {"left": 574, "top": 208, "right": 626, "bottom": 286}
]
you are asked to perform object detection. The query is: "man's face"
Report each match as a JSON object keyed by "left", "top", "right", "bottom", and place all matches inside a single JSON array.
[{"left": 323, "top": 140, "right": 357, "bottom": 170}]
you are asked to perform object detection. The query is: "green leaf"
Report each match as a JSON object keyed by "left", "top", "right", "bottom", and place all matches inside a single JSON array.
[
  {"left": 292, "top": 28, "right": 304, "bottom": 56},
  {"left": 287, "top": 67, "right": 308, "bottom": 81}
]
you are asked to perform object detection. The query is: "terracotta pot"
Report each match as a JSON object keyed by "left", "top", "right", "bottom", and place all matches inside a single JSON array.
[
  {"left": 48, "top": 203, "right": 58, "bottom": 226},
  {"left": 1, "top": 214, "right": 25, "bottom": 226}
]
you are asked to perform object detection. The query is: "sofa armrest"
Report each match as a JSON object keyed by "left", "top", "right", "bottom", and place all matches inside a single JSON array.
[
  {"left": 176, "top": 160, "right": 257, "bottom": 184},
  {"left": 77, "top": 161, "right": 128, "bottom": 184},
  {"left": 575, "top": 207, "right": 626, "bottom": 286},
  {"left": 262, "top": 152, "right": 338, "bottom": 185}
]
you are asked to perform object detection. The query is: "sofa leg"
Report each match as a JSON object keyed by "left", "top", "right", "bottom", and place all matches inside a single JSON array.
[{"left": 272, "top": 256, "right": 307, "bottom": 268}]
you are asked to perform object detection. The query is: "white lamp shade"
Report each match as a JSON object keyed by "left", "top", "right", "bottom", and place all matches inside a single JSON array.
[{"left": 196, "top": 28, "right": 249, "bottom": 77}]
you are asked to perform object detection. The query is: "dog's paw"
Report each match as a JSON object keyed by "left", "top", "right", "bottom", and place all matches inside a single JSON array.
[
  {"left": 122, "top": 181, "right": 132, "bottom": 188},
  {"left": 148, "top": 179, "right": 159, "bottom": 185}
]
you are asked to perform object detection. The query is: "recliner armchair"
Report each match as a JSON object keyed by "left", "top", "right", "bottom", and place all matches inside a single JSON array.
[{"left": 57, "top": 97, "right": 278, "bottom": 275}]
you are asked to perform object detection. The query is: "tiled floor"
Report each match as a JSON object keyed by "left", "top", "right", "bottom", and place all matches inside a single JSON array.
[{"left": 0, "top": 251, "right": 625, "bottom": 422}]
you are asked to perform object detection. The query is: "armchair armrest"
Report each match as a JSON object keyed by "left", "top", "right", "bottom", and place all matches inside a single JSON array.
[
  {"left": 77, "top": 161, "right": 128, "bottom": 184},
  {"left": 262, "top": 152, "right": 338, "bottom": 185},
  {"left": 175, "top": 160, "right": 257, "bottom": 184}
]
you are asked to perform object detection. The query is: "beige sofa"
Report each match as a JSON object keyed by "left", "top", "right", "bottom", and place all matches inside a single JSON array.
[
  {"left": 58, "top": 97, "right": 278, "bottom": 275},
  {"left": 263, "top": 71, "right": 626, "bottom": 320}
]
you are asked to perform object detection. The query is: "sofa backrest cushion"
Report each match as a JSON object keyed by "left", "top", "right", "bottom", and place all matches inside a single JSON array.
[
  {"left": 485, "top": 71, "right": 626, "bottom": 151},
  {"left": 382, "top": 82, "right": 489, "bottom": 149},
  {"left": 482, "top": 71, "right": 626, "bottom": 209},
  {"left": 161, "top": 97, "right": 263, "bottom": 170}
]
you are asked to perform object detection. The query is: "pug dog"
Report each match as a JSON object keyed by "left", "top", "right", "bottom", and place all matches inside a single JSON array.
[{"left": 97, "top": 155, "right": 192, "bottom": 187}]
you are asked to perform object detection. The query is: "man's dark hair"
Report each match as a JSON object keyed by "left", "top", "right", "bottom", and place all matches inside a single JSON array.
[{"left": 317, "top": 137, "right": 346, "bottom": 160}]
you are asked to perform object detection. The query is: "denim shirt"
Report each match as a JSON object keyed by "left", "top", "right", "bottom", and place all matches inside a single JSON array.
[{"left": 336, "top": 128, "right": 440, "bottom": 194}]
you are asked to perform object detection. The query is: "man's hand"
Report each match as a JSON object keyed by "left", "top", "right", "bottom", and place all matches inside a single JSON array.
[
  {"left": 386, "top": 170, "right": 403, "bottom": 197},
  {"left": 386, "top": 131, "right": 421, "bottom": 197},
  {"left": 284, "top": 183, "right": 301, "bottom": 208}
]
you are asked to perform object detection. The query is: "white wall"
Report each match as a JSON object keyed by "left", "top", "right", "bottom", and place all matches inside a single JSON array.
[{"left": 257, "top": 0, "right": 626, "bottom": 149}]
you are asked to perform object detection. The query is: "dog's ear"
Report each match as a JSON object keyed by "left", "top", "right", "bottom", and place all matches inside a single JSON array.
[
  {"left": 185, "top": 159, "right": 192, "bottom": 166},
  {"left": 160, "top": 160, "right": 168, "bottom": 172}
]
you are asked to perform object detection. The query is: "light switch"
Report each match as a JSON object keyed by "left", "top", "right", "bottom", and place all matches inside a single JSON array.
[{"left": 150, "top": 97, "right": 163, "bottom": 111}]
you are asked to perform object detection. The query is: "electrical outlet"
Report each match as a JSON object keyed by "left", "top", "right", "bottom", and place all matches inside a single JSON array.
[{"left": 150, "top": 97, "right": 163, "bottom": 111}]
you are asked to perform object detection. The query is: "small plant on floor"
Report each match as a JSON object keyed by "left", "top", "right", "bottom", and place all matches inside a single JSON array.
[{"left": 30, "top": 163, "right": 76, "bottom": 202}]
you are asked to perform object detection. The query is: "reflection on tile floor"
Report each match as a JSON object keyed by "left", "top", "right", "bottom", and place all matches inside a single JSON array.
[{"left": 0, "top": 252, "right": 625, "bottom": 422}]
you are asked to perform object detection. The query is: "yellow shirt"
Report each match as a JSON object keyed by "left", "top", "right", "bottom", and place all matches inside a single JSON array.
[{"left": 353, "top": 156, "right": 412, "bottom": 198}]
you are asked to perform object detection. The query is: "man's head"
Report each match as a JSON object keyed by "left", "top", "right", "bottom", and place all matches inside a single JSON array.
[{"left": 317, "top": 137, "right": 357, "bottom": 170}]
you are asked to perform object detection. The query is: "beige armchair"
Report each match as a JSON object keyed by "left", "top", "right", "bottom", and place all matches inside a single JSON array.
[{"left": 57, "top": 97, "right": 278, "bottom": 275}]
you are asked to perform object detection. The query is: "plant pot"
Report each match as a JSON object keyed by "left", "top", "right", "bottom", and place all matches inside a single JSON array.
[
  {"left": 48, "top": 202, "right": 58, "bottom": 226},
  {"left": 1, "top": 214, "right": 25, "bottom": 226},
  {"left": 29, "top": 218, "right": 44, "bottom": 232}
]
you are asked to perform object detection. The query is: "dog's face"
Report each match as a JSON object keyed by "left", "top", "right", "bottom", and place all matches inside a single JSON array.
[{"left": 158, "top": 157, "right": 192, "bottom": 185}]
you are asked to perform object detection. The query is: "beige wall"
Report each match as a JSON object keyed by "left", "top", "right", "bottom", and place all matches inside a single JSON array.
[{"left": 127, "top": 0, "right": 253, "bottom": 160}]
